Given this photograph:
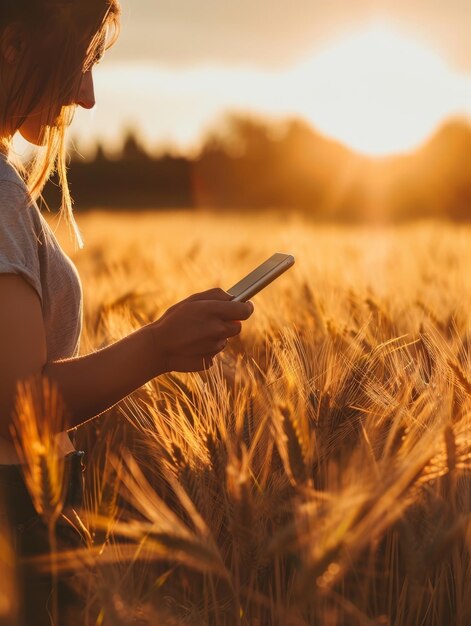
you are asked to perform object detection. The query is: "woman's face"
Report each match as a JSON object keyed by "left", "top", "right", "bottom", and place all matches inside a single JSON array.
[{"left": 18, "top": 69, "right": 96, "bottom": 145}]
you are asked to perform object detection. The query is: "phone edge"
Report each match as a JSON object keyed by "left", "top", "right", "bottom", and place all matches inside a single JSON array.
[{"left": 231, "top": 255, "right": 295, "bottom": 302}]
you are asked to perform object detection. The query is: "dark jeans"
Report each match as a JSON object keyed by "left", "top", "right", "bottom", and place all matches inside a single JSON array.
[{"left": 0, "top": 451, "right": 86, "bottom": 626}]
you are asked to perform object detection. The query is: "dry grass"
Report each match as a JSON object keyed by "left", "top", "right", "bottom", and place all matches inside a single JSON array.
[{"left": 5, "top": 210, "right": 471, "bottom": 625}]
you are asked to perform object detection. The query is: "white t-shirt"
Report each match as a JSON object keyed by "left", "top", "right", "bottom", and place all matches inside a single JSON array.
[
  {"left": 0, "top": 153, "right": 83, "bottom": 360},
  {"left": 0, "top": 152, "right": 82, "bottom": 464}
]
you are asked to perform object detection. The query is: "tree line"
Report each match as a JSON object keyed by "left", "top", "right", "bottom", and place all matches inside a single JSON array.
[{"left": 41, "top": 113, "right": 471, "bottom": 221}]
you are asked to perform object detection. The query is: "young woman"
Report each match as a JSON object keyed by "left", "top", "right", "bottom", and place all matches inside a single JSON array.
[{"left": 0, "top": 1, "right": 254, "bottom": 622}]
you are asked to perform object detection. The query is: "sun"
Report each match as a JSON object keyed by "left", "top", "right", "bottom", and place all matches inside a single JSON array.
[{"left": 286, "top": 22, "right": 462, "bottom": 156}]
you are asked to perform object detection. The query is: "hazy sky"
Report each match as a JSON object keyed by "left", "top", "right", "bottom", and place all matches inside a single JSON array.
[
  {"left": 15, "top": 1, "right": 470, "bottom": 160},
  {"left": 113, "top": 0, "right": 471, "bottom": 72}
]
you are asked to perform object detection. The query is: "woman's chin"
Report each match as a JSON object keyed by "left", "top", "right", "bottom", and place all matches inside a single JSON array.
[
  {"left": 18, "top": 119, "right": 63, "bottom": 146},
  {"left": 18, "top": 127, "right": 46, "bottom": 147}
]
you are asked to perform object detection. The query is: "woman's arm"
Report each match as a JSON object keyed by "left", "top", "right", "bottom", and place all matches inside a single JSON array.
[
  {"left": 0, "top": 276, "right": 252, "bottom": 439},
  {"left": 43, "top": 321, "right": 163, "bottom": 428},
  {"left": 0, "top": 274, "right": 48, "bottom": 440}
]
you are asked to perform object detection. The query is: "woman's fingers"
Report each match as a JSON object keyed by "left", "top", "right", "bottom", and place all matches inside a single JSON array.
[
  {"left": 185, "top": 288, "right": 233, "bottom": 303},
  {"left": 210, "top": 300, "right": 254, "bottom": 321},
  {"left": 174, "top": 290, "right": 255, "bottom": 322},
  {"left": 224, "top": 320, "right": 242, "bottom": 337},
  {"left": 155, "top": 289, "right": 255, "bottom": 374},
  {"left": 201, "top": 320, "right": 242, "bottom": 343},
  {"left": 207, "top": 339, "right": 227, "bottom": 356},
  {"left": 187, "top": 336, "right": 227, "bottom": 356}
]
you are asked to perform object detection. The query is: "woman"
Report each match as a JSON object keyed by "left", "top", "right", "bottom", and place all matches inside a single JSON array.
[{"left": 0, "top": 1, "right": 254, "bottom": 623}]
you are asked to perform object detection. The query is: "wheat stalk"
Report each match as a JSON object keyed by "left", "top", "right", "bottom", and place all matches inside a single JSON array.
[{"left": 10, "top": 374, "right": 71, "bottom": 625}]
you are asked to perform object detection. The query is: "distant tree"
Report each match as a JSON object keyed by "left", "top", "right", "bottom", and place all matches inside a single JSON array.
[
  {"left": 120, "top": 128, "right": 150, "bottom": 162},
  {"left": 90, "top": 142, "right": 107, "bottom": 163}
]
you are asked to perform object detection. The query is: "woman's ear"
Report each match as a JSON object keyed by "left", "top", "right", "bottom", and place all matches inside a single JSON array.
[{"left": 0, "top": 24, "right": 27, "bottom": 65}]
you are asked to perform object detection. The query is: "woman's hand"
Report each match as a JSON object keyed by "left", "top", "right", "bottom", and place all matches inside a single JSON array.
[{"left": 150, "top": 288, "right": 254, "bottom": 373}]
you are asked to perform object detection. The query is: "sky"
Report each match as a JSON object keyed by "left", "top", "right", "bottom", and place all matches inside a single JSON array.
[
  {"left": 108, "top": 0, "right": 471, "bottom": 72},
  {"left": 16, "top": 0, "right": 471, "bottom": 159}
]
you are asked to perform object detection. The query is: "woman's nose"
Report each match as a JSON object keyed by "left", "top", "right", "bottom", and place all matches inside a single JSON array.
[{"left": 76, "top": 70, "right": 95, "bottom": 109}]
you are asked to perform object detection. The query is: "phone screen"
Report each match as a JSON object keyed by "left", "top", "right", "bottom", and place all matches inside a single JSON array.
[{"left": 227, "top": 253, "right": 294, "bottom": 301}]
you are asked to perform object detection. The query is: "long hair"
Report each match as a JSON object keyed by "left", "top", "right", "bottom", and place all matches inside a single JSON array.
[{"left": 0, "top": 0, "right": 121, "bottom": 249}]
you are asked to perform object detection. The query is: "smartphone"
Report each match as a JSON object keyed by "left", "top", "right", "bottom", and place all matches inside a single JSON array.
[{"left": 227, "top": 253, "right": 295, "bottom": 302}]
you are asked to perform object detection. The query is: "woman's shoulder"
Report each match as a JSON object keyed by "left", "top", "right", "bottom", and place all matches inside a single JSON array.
[
  {"left": 0, "top": 154, "right": 44, "bottom": 303},
  {"left": 0, "top": 153, "right": 29, "bottom": 194},
  {"left": 0, "top": 155, "right": 37, "bottom": 227}
]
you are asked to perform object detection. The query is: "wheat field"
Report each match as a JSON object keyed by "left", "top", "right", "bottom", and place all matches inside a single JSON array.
[{"left": 3, "top": 210, "right": 471, "bottom": 626}]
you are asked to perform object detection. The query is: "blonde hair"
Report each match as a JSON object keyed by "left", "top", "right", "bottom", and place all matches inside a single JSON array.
[{"left": 0, "top": 0, "right": 121, "bottom": 250}]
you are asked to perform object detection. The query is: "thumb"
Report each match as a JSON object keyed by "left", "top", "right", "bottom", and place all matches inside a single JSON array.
[{"left": 185, "top": 288, "right": 232, "bottom": 302}]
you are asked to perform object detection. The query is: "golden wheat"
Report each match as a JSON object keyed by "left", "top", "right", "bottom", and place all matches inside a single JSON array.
[{"left": 8, "top": 212, "right": 471, "bottom": 625}]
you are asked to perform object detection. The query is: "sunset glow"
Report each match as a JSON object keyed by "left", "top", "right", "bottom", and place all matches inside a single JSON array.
[
  {"left": 287, "top": 23, "right": 471, "bottom": 155},
  {"left": 14, "top": 21, "right": 470, "bottom": 160}
]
